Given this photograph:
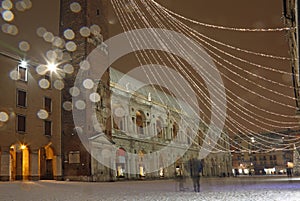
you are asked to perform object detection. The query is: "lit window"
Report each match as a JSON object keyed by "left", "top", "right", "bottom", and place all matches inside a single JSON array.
[
  {"left": 44, "top": 97, "right": 52, "bottom": 113},
  {"left": 17, "top": 114, "right": 26, "bottom": 133},
  {"left": 18, "top": 65, "right": 27, "bottom": 81},
  {"left": 44, "top": 120, "right": 52, "bottom": 136},
  {"left": 17, "top": 89, "right": 27, "bottom": 107}
]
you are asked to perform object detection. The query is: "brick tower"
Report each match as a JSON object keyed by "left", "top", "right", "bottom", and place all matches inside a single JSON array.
[{"left": 59, "top": 0, "right": 111, "bottom": 180}]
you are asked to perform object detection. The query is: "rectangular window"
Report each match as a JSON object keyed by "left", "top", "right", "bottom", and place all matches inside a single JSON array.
[
  {"left": 69, "top": 151, "right": 80, "bottom": 164},
  {"left": 44, "top": 120, "right": 52, "bottom": 136},
  {"left": 17, "top": 89, "right": 27, "bottom": 107},
  {"left": 44, "top": 97, "right": 52, "bottom": 113},
  {"left": 18, "top": 65, "right": 27, "bottom": 81},
  {"left": 17, "top": 115, "right": 26, "bottom": 133}
]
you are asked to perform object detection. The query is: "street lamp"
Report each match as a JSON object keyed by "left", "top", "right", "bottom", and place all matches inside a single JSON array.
[
  {"left": 46, "top": 62, "right": 57, "bottom": 72},
  {"left": 20, "top": 60, "right": 28, "bottom": 68}
]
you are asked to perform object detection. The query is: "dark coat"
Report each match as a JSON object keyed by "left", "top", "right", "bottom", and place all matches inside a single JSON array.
[{"left": 189, "top": 158, "right": 202, "bottom": 178}]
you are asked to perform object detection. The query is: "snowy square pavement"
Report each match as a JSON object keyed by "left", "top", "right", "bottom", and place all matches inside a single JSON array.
[{"left": 1, "top": 176, "right": 300, "bottom": 201}]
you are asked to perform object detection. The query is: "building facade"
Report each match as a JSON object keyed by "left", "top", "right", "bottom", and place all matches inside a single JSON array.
[
  {"left": 60, "top": 0, "right": 232, "bottom": 181},
  {"left": 0, "top": 52, "right": 62, "bottom": 181}
]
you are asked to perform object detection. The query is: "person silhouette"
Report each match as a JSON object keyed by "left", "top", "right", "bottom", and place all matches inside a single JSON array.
[{"left": 189, "top": 158, "right": 202, "bottom": 192}]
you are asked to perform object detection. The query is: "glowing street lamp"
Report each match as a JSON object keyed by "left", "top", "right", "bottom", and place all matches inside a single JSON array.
[
  {"left": 46, "top": 62, "right": 57, "bottom": 72},
  {"left": 20, "top": 144, "right": 27, "bottom": 150},
  {"left": 19, "top": 60, "right": 28, "bottom": 68}
]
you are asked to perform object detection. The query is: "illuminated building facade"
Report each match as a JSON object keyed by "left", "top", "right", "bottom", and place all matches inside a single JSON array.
[
  {"left": 0, "top": 52, "right": 62, "bottom": 181},
  {"left": 59, "top": 0, "right": 232, "bottom": 181}
]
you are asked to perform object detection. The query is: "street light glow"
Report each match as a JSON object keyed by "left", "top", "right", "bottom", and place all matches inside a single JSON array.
[
  {"left": 20, "top": 144, "right": 27, "bottom": 150},
  {"left": 20, "top": 60, "right": 28, "bottom": 68},
  {"left": 47, "top": 62, "right": 57, "bottom": 72}
]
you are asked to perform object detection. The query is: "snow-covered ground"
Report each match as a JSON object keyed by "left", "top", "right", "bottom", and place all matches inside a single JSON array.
[{"left": 1, "top": 176, "right": 300, "bottom": 201}]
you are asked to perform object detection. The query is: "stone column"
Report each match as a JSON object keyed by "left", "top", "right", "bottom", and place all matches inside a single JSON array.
[
  {"left": 0, "top": 147, "right": 10, "bottom": 181},
  {"left": 54, "top": 155, "right": 62, "bottom": 180},
  {"left": 30, "top": 150, "right": 39, "bottom": 181}
]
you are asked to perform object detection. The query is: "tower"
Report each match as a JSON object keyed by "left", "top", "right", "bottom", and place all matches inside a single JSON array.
[{"left": 59, "top": 0, "right": 111, "bottom": 180}]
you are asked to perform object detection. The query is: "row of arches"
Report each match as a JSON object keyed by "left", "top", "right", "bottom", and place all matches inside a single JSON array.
[
  {"left": 0, "top": 144, "right": 57, "bottom": 181},
  {"left": 115, "top": 148, "right": 147, "bottom": 178}
]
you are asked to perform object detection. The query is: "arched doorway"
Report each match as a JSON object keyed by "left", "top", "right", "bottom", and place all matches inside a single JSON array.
[
  {"left": 8, "top": 144, "right": 29, "bottom": 180},
  {"left": 138, "top": 150, "right": 146, "bottom": 177},
  {"left": 159, "top": 154, "right": 165, "bottom": 177},
  {"left": 116, "top": 148, "right": 126, "bottom": 178},
  {"left": 40, "top": 146, "right": 54, "bottom": 180},
  {"left": 175, "top": 157, "right": 184, "bottom": 177}
]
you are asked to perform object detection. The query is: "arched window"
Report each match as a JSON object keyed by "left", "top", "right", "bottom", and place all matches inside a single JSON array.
[
  {"left": 172, "top": 122, "right": 178, "bottom": 139},
  {"left": 156, "top": 117, "right": 163, "bottom": 138},
  {"left": 116, "top": 148, "right": 126, "bottom": 177},
  {"left": 138, "top": 150, "right": 146, "bottom": 177},
  {"left": 136, "top": 110, "right": 145, "bottom": 134},
  {"left": 112, "top": 105, "right": 126, "bottom": 131}
]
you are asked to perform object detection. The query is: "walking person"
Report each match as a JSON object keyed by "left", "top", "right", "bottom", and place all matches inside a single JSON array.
[{"left": 189, "top": 157, "right": 203, "bottom": 192}]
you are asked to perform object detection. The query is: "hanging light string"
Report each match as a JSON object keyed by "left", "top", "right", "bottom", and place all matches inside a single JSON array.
[
  {"left": 112, "top": 0, "right": 300, "bottom": 154},
  {"left": 116, "top": 3, "right": 288, "bottom": 155},
  {"left": 142, "top": 0, "right": 300, "bottom": 144},
  {"left": 142, "top": 0, "right": 300, "bottom": 147},
  {"left": 151, "top": 0, "right": 294, "bottom": 32},
  {"left": 148, "top": 1, "right": 295, "bottom": 80},
  {"left": 145, "top": 0, "right": 300, "bottom": 118},
  {"left": 114, "top": 0, "right": 300, "bottom": 151},
  {"left": 141, "top": 0, "right": 300, "bottom": 144},
  {"left": 113, "top": 0, "right": 232, "bottom": 153},
  {"left": 191, "top": 31, "right": 292, "bottom": 61},
  {"left": 143, "top": 0, "right": 300, "bottom": 149},
  {"left": 143, "top": 0, "right": 300, "bottom": 134}
]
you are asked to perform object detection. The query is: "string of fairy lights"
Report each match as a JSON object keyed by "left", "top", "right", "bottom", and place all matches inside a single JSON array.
[
  {"left": 115, "top": 0, "right": 246, "bottom": 154},
  {"left": 113, "top": 0, "right": 272, "bottom": 153},
  {"left": 142, "top": 0, "right": 300, "bottom": 146},
  {"left": 151, "top": 0, "right": 294, "bottom": 32},
  {"left": 125, "top": 0, "right": 296, "bottom": 154},
  {"left": 147, "top": 0, "right": 300, "bottom": 148},
  {"left": 142, "top": 0, "right": 298, "bottom": 130},
  {"left": 110, "top": 2, "right": 300, "bottom": 152},
  {"left": 112, "top": 0, "right": 229, "bottom": 153},
  {"left": 143, "top": 0, "right": 300, "bottom": 130}
]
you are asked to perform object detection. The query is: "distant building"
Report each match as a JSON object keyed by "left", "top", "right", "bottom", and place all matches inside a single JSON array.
[
  {"left": 231, "top": 130, "right": 297, "bottom": 175},
  {"left": 0, "top": 51, "right": 62, "bottom": 181}
]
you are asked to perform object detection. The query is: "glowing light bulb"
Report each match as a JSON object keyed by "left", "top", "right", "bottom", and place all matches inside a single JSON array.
[
  {"left": 47, "top": 63, "right": 57, "bottom": 72},
  {"left": 20, "top": 60, "right": 28, "bottom": 68},
  {"left": 20, "top": 144, "right": 27, "bottom": 150}
]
